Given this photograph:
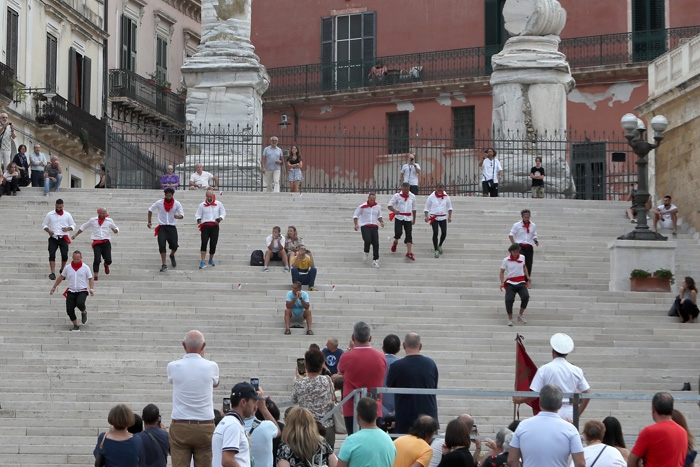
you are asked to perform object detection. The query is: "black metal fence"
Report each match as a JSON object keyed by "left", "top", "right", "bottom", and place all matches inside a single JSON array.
[
  {"left": 266, "top": 26, "right": 700, "bottom": 99},
  {"left": 106, "top": 123, "right": 637, "bottom": 200}
]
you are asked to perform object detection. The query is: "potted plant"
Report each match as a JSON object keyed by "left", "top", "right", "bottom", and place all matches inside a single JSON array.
[
  {"left": 147, "top": 72, "right": 157, "bottom": 86},
  {"left": 630, "top": 268, "right": 674, "bottom": 292},
  {"left": 160, "top": 79, "right": 172, "bottom": 93},
  {"left": 176, "top": 86, "right": 187, "bottom": 100}
]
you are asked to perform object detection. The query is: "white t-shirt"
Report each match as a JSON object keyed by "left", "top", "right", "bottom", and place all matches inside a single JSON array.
[
  {"left": 424, "top": 193, "right": 453, "bottom": 217},
  {"left": 510, "top": 411, "right": 583, "bottom": 467},
  {"left": 167, "top": 353, "right": 219, "bottom": 420},
  {"left": 657, "top": 204, "right": 677, "bottom": 228},
  {"left": 195, "top": 201, "right": 226, "bottom": 224},
  {"left": 388, "top": 192, "right": 416, "bottom": 221},
  {"left": 266, "top": 234, "right": 286, "bottom": 253},
  {"left": 244, "top": 417, "right": 279, "bottom": 467},
  {"left": 401, "top": 163, "right": 421, "bottom": 186},
  {"left": 61, "top": 263, "right": 93, "bottom": 292},
  {"left": 353, "top": 203, "right": 383, "bottom": 226},
  {"left": 42, "top": 211, "right": 76, "bottom": 240},
  {"left": 482, "top": 157, "right": 502, "bottom": 183},
  {"left": 530, "top": 357, "right": 590, "bottom": 420},
  {"left": 570, "top": 444, "right": 626, "bottom": 467},
  {"left": 212, "top": 413, "right": 250, "bottom": 467},
  {"left": 190, "top": 171, "right": 215, "bottom": 189},
  {"left": 509, "top": 221, "right": 538, "bottom": 245},
  {"left": 501, "top": 254, "right": 527, "bottom": 283},
  {"left": 79, "top": 217, "right": 119, "bottom": 241}
]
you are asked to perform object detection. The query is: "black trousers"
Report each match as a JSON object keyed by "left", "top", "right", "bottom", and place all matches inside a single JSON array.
[
  {"left": 1, "top": 177, "right": 19, "bottom": 194},
  {"left": 520, "top": 244, "right": 534, "bottom": 276},
  {"left": 31, "top": 170, "right": 44, "bottom": 187},
  {"left": 92, "top": 241, "right": 112, "bottom": 273},
  {"left": 394, "top": 219, "right": 413, "bottom": 244},
  {"left": 431, "top": 219, "right": 447, "bottom": 250},
  {"left": 200, "top": 224, "right": 220, "bottom": 254},
  {"left": 505, "top": 282, "right": 529, "bottom": 315},
  {"left": 157, "top": 225, "right": 178, "bottom": 253},
  {"left": 48, "top": 236, "right": 69, "bottom": 262},
  {"left": 66, "top": 291, "right": 88, "bottom": 321},
  {"left": 409, "top": 185, "right": 419, "bottom": 196},
  {"left": 361, "top": 226, "right": 379, "bottom": 260}
]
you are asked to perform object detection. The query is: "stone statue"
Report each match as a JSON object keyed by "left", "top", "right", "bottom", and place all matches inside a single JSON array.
[{"left": 489, "top": 0, "right": 576, "bottom": 197}]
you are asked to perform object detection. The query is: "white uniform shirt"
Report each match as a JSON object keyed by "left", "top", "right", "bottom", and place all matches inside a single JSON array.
[
  {"left": 401, "top": 163, "right": 421, "bottom": 186},
  {"left": 424, "top": 193, "right": 453, "bottom": 218},
  {"left": 61, "top": 263, "right": 93, "bottom": 292},
  {"left": 388, "top": 192, "right": 416, "bottom": 221},
  {"left": 190, "top": 171, "right": 215, "bottom": 189},
  {"left": 149, "top": 199, "right": 184, "bottom": 226},
  {"left": 501, "top": 254, "right": 527, "bottom": 284},
  {"left": 212, "top": 414, "right": 250, "bottom": 467},
  {"left": 195, "top": 200, "right": 226, "bottom": 224},
  {"left": 482, "top": 157, "right": 502, "bottom": 183},
  {"left": 42, "top": 210, "right": 76, "bottom": 239},
  {"left": 167, "top": 353, "right": 219, "bottom": 420},
  {"left": 353, "top": 202, "right": 383, "bottom": 227},
  {"left": 510, "top": 220, "right": 538, "bottom": 245},
  {"left": 79, "top": 217, "right": 119, "bottom": 241},
  {"left": 530, "top": 357, "right": 590, "bottom": 420},
  {"left": 266, "top": 234, "right": 286, "bottom": 253}
]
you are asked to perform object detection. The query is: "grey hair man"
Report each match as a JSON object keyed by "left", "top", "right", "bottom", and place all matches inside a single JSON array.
[
  {"left": 167, "top": 330, "right": 220, "bottom": 467},
  {"left": 0, "top": 112, "right": 16, "bottom": 171},
  {"left": 508, "top": 384, "right": 584, "bottom": 467},
  {"left": 387, "top": 332, "right": 439, "bottom": 433},
  {"left": 337, "top": 321, "right": 387, "bottom": 434}
]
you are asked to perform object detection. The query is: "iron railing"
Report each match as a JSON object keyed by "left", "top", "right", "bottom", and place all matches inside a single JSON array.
[
  {"left": 35, "top": 94, "right": 106, "bottom": 152},
  {"left": 0, "top": 61, "right": 15, "bottom": 101},
  {"left": 109, "top": 69, "right": 186, "bottom": 124},
  {"left": 106, "top": 123, "right": 637, "bottom": 200},
  {"left": 266, "top": 26, "right": 700, "bottom": 99}
]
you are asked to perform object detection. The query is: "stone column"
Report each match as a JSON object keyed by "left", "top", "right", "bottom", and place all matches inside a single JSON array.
[
  {"left": 489, "top": 0, "right": 575, "bottom": 197},
  {"left": 180, "top": 0, "right": 269, "bottom": 190}
]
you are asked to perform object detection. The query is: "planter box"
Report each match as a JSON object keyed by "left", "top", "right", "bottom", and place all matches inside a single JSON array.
[{"left": 630, "top": 276, "right": 672, "bottom": 292}]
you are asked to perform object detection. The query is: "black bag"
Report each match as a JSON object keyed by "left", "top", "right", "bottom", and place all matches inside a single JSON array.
[
  {"left": 94, "top": 433, "right": 107, "bottom": 467},
  {"left": 250, "top": 250, "right": 264, "bottom": 266}
]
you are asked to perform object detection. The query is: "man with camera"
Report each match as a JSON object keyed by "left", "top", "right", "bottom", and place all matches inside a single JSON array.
[
  {"left": 0, "top": 113, "right": 16, "bottom": 171},
  {"left": 400, "top": 154, "right": 421, "bottom": 195},
  {"left": 136, "top": 403, "right": 170, "bottom": 467},
  {"left": 290, "top": 244, "right": 317, "bottom": 291},
  {"left": 284, "top": 281, "right": 313, "bottom": 335},
  {"left": 480, "top": 148, "right": 503, "bottom": 197},
  {"left": 263, "top": 226, "right": 289, "bottom": 271}
]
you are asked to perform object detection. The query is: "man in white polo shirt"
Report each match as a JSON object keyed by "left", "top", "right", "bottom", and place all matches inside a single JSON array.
[
  {"left": 189, "top": 162, "right": 219, "bottom": 190},
  {"left": 49, "top": 250, "right": 94, "bottom": 331},
  {"left": 167, "top": 330, "right": 220, "bottom": 467},
  {"left": 512, "top": 333, "right": 591, "bottom": 422},
  {"left": 388, "top": 182, "right": 417, "bottom": 261}
]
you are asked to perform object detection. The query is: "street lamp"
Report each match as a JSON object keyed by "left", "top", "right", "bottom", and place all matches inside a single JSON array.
[{"left": 618, "top": 113, "right": 668, "bottom": 240}]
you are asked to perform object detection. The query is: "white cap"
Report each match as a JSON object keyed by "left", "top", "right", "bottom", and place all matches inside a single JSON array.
[{"left": 550, "top": 333, "right": 574, "bottom": 354}]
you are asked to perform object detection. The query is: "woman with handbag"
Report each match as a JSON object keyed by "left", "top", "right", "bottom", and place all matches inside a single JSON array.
[
  {"left": 291, "top": 348, "right": 336, "bottom": 448},
  {"left": 276, "top": 407, "right": 337, "bottom": 467},
  {"left": 94, "top": 404, "right": 145, "bottom": 467}
]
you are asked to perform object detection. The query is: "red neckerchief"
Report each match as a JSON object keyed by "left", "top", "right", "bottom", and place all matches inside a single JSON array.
[
  {"left": 435, "top": 191, "right": 446, "bottom": 199},
  {"left": 71, "top": 261, "right": 83, "bottom": 271},
  {"left": 204, "top": 195, "right": 217, "bottom": 207},
  {"left": 508, "top": 254, "right": 523, "bottom": 263},
  {"left": 163, "top": 198, "right": 174, "bottom": 212},
  {"left": 361, "top": 202, "right": 377, "bottom": 208},
  {"left": 55, "top": 209, "right": 64, "bottom": 216},
  {"left": 522, "top": 221, "right": 530, "bottom": 234},
  {"left": 399, "top": 192, "right": 409, "bottom": 201},
  {"left": 97, "top": 209, "right": 109, "bottom": 226}
]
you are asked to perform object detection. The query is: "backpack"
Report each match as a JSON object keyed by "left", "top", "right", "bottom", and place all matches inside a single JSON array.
[{"left": 250, "top": 250, "right": 264, "bottom": 266}]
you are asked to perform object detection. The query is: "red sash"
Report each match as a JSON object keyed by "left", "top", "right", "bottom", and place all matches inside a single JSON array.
[
  {"left": 198, "top": 221, "right": 218, "bottom": 231},
  {"left": 92, "top": 239, "right": 109, "bottom": 249},
  {"left": 63, "top": 235, "right": 71, "bottom": 244},
  {"left": 389, "top": 212, "right": 412, "bottom": 221},
  {"left": 504, "top": 276, "right": 526, "bottom": 288}
]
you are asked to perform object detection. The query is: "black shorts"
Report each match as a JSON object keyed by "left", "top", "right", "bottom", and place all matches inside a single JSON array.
[
  {"left": 157, "top": 225, "right": 178, "bottom": 253},
  {"left": 48, "top": 237, "right": 69, "bottom": 262}
]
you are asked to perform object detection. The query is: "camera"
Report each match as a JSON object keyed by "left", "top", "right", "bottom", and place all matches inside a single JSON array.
[
  {"left": 250, "top": 377, "right": 259, "bottom": 392},
  {"left": 223, "top": 397, "right": 230, "bottom": 412}
]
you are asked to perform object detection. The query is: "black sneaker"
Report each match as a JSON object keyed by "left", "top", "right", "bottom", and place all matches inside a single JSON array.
[
  {"left": 81, "top": 312, "right": 88, "bottom": 325},
  {"left": 160, "top": 264, "right": 168, "bottom": 272},
  {"left": 170, "top": 254, "right": 177, "bottom": 267},
  {"left": 49, "top": 273, "right": 56, "bottom": 280},
  {"left": 70, "top": 325, "right": 80, "bottom": 332}
]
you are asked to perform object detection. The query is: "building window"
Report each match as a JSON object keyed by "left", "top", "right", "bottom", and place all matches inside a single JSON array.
[
  {"left": 632, "top": 0, "right": 665, "bottom": 61},
  {"left": 6, "top": 8, "right": 19, "bottom": 73},
  {"left": 453, "top": 106, "right": 475, "bottom": 149},
  {"left": 120, "top": 15, "right": 137, "bottom": 71},
  {"left": 46, "top": 34, "right": 58, "bottom": 91},
  {"left": 484, "top": 0, "right": 508, "bottom": 74},
  {"left": 156, "top": 36, "right": 168, "bottom": 81},
  {"left": 321, "top": 12, "right": 375, "bottom": 90},
  {"left": 387, "top": 112, "right": 409, "bottom": 155},
  {"left": 68, "top": 47, "right": 91, "bottom": 111}
]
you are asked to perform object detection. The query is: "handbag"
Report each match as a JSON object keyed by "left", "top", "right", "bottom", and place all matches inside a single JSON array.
[
  {"left": 94, "top": 432, "right": 107, "bottom": 467},
  {"left": 327, "top": 376, "right": 347, "bottom": 434}
]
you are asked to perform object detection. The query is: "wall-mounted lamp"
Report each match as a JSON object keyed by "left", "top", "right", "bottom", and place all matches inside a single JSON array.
[{"left": 278, "top": 104, "right": 298, "bottom": 139}]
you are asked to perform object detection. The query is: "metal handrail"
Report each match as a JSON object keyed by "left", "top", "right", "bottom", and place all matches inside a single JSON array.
[{"left": 265, "top": 25, "right": 700, "bottom": 99}]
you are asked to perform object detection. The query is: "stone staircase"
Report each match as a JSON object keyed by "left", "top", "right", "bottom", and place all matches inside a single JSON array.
[{"left": 0, "top": 189, "right": 699, "bottom": 466}]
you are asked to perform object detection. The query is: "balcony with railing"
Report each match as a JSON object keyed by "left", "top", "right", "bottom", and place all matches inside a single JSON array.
[
  {"left": 266, "top": 26, "right": 700, "bottom": 100},
  {"left": 35, "top": 94, "right": 106, "bottom": 152},
  {"left": 0, "top": 61, "right": 16, "bottom": 101},
  {"left": 109, "top": 69, "right": 186, "bottom": 127}
]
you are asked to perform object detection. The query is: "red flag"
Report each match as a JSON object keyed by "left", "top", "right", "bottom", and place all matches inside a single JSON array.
[{"left": 515, "top": 334, "right": 540, "bottom": 415}]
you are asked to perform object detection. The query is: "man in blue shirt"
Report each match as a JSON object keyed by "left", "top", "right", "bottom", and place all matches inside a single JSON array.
[
  {"left": 136, "top": 404, "right": 170, "bottom": 467},
  {"left": 322, "top": 338, "right": 344, "bottom": 374},
  {"left": 284, "top": 281, "right": 313, "bottom": 335}
]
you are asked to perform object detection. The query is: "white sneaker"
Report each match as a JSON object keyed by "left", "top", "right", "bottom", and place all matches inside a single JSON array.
[
  {"left": 507, "top": 320, "right": 513, "bottom": 327},
  {"left": 362, "top": 252, "right": 368, "bottom": 262},
  {"left": 372, "top": 260, "right": 379, "bottom": 268}
]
